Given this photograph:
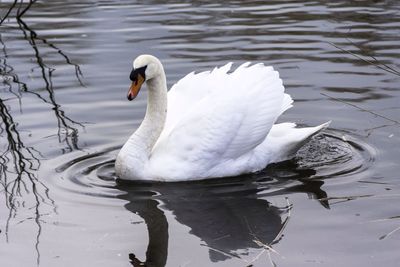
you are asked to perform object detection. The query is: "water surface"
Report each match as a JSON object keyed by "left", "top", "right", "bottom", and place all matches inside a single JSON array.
[{"left": 1, "top": 1, "right": 399, "bottom": 266}]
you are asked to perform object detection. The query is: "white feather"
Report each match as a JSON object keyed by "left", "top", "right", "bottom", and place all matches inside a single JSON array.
[{"left": 116, "top": 55, "right": 330, "bottom": 181}]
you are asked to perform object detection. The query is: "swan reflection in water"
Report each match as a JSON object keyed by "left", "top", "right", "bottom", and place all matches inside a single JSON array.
[{"left": 115, "top": 161, "right": 328, "bottom": 267}]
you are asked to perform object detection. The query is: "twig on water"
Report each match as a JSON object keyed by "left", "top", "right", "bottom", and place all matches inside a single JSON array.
[
  {"left": 326, "top": 40, "right": 400, "bottom": 128},
  {"left": 245, "top": 197, "right": 292, "bottom": 266},
  {"left": 327, "top": 41, "right": 400, "bottom": 77},
  {"left": 379, "top": 225, "right": 400, "bottom": 240},
  {"left": 364, "top": 215, "right": 400, "bottom": 240},
  {"left": 272, "top": 197, "right": 292, "bottom": 246},
  {"left": 368, "top": 215, "right": 400, "bottom": 223},
  {"left": 318, "top": 194, "right": 373, "bottom": 202},
  {"left": 200, "top": 244, "right": 245, "bottom": 262},
  {"left": 253, "top": 239, "right": 280, "bottom": 256},
  {"left": 321, "top": 92, "right": 400, "bottom": 126},
  {"left": 343, "top": 37, "right": 400, "bottom": 76},
  {"left": 267, "top": 250, "right": 277, "bottom": 267}
]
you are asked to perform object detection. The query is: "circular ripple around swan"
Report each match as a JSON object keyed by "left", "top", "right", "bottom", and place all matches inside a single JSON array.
[
  {"left": 48, "top": 146, "right": 121, "bottom": 202},
  {"left": 294, "top": 130, "right": 376, "bottom": 183},
  {"left": 48, "top": 130, "right": 375, "bottom": 202}
]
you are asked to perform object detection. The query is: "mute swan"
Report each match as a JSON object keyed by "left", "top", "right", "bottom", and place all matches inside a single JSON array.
[{"left": 115, "top": 54, "right": 330, "bottom": 181}]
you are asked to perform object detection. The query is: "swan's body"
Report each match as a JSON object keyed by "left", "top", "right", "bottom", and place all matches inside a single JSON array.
[{"left": 115, "top": 55, "right": 330, "bottom": 181}]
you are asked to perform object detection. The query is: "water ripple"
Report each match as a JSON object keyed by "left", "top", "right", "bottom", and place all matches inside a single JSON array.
[{"left": 47, "top": 130, "right": 375, "bottom": 204}]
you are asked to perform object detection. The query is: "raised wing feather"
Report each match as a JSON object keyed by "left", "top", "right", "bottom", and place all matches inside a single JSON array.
[
  {"left": 219, "top": 64, "right": 285, "bottom": 158},
  {"left": 159, "top": 63, "right": 233, "bottom": 140},
  {"left": 150, "top": 63, "right": 286, "bottom": 178}
]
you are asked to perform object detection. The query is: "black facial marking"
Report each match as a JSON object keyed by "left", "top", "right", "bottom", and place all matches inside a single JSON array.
[{"left": 130, "top": 65, "right": 147, "bottom": 82}]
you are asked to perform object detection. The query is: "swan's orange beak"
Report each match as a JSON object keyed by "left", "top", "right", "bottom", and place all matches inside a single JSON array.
[{"left": 127, "top": 73, "right": 145, "bottom": 101}]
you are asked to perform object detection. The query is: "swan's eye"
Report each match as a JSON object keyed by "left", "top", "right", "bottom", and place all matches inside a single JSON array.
[{"left": 130, "top": 65, "right": 147, "bottom": 82}]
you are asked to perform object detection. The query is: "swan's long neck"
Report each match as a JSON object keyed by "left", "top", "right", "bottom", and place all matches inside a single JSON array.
[
  {"left": 135, "top": 75, "right": 168, "bottom": 153},
  {"left": 116, "top": 70, "right": 167, "bottom": 179}
]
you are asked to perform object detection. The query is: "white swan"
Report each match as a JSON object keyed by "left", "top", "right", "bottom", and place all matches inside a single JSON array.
[{"left": 115, "top": 55, "right": 330, "bottom": 181}]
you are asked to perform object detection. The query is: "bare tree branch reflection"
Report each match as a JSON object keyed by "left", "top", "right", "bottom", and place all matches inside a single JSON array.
[
  {"left": 0, "top": 0, "right": 40, "bottom": 25},
  {"left": 0, "top": 97, "right": 54, "bottom": 265},
  {"left": 15, "top": 14, "right": 84, "bottom": 152},
  {"left": 39, "top": 38, "right": 85, "bottom": 87},
  {"left": 0, "top": 0, "right": 18, "bottom": 25},
  {"left": 16, "top": 0, "right": 37, "bottom": 18},
  {"left": 1, "top": 39, "right": 56, "bottom": 264},
  {"left": 1, "top": 1, "right": 86, "bottom": 264},
  {"left": 1, "top": 0, "right": 85, "bottom": 151}
]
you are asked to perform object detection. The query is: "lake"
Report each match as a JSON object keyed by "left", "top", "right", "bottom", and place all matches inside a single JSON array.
[{"left": 0, "top": 0, "right": 399, "bottom": 266}]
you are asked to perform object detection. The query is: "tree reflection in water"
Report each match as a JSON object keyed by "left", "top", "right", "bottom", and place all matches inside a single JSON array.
[{"left": 0, "top": 1, "right": 84, "bottom": 264}]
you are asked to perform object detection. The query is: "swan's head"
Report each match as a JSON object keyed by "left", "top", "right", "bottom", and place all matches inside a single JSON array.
[{"left": 127, "top": 54, "right": 163, "bottom": 101}]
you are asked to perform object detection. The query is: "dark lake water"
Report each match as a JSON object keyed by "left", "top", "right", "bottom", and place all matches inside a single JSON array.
[{"left": 1, "top": 1, "right": 400, "bottom": 266}]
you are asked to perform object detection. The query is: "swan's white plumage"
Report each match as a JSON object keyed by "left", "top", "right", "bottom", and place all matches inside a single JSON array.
[{"left": 116, "top": 55, "right": 330, "bottom": 181}]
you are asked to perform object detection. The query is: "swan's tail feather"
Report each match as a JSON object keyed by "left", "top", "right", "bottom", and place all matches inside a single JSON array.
[
  {"left": 280, "top": 93, "right": 293, "bottom": 115},
  {"left": 286, "top": 121, "right": 331, "bottom": 159},
  {"left": 267, "top": 121, "right": 331, "bottom": 162}
]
